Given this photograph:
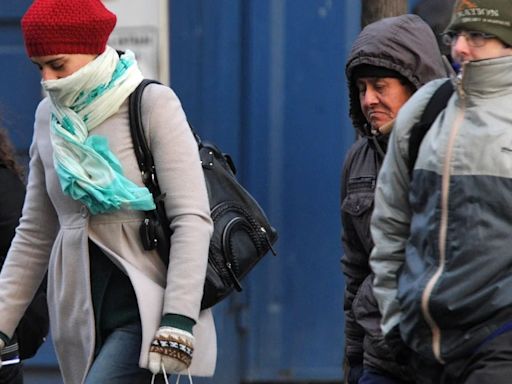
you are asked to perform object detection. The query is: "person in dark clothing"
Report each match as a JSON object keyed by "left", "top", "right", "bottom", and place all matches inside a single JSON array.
[
  {"left": 413, "top": 0, "right": 456, "bottom": 57},
  {"left": 413, "top": 0, "right": 459, "bottom": 72},
  {"left": 341, "top": 14, "right": 446, "bottom": 384},
  {"left": 0, "top": 128, "right": 26, "bottom": 384}
]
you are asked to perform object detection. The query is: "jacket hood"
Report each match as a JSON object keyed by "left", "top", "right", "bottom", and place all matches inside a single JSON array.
[{"left": 346, "top": 14, "right": 447, "bottom": 136}]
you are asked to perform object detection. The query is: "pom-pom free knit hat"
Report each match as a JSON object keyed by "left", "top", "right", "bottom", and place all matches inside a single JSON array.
[
  {"left": 351, "top": 64, "right": 410, "bottom": 83},
  {"left": 446, "top": 0, "right": 512, "bottom": 46},
  {"left": 21, "top": 0, "right": 117, "bottom": 57}
]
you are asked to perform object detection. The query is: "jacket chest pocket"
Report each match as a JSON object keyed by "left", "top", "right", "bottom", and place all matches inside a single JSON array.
[
  {"left": 342, "top": 177, "right": 375, "bottom": 244},
  {"left": 342, "top": 177, "right": 375, "bottom": 216}
]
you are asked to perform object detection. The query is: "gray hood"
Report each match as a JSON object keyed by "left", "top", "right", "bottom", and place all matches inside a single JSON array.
[{"left": 346, "top": 14, "right": 447, "bottom": 136}]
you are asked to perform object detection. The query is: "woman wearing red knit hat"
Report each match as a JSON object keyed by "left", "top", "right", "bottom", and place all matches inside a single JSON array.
[{"left": 0, "top": 0, "right": 216, "bottom": 383}]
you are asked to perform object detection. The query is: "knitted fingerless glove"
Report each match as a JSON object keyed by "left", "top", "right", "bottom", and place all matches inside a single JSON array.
[{"left": 148, "top": 326, "right": 194, "bottom": 374}]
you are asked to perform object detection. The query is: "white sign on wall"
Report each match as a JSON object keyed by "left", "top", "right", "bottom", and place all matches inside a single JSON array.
[
  {"left": 103, "top": 0, "right": 169, "bottom": 84},
  {"left": 108, "top": 27, "right": 159, "bottom": 80}
]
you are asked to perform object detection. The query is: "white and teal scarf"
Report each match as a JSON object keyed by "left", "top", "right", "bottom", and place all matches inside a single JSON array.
[{"left": 43, "top": 46, "right": 155, "bottom": 214}]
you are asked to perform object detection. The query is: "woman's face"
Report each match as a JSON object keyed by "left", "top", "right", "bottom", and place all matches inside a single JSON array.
[{"left": 31, "top": 54, "right": 97, "bottom": 81}]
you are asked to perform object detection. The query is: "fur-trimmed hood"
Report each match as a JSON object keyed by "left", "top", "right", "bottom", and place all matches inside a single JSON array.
[{"left": 346, "top": 14, "right": 447, "bottom": 136}]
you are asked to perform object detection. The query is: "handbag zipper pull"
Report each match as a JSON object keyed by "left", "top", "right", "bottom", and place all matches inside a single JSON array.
[
  {"left": 226, "top": 262, "right": 243, "bottom": 292},
  {"left": 261, "top": 227, "right": 277, "bottom": 255}
]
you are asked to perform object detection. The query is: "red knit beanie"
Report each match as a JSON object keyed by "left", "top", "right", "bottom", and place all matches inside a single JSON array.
[{"left": 21, "top": 0, "right": 117, "bottom": 57}]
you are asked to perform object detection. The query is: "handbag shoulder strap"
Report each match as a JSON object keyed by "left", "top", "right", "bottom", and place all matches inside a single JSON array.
[{"left": 128, "top": 79, "right": 163, "bottom": 198}]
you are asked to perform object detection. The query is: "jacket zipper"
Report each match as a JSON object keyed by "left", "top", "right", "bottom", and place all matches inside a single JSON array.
[{"left": 420, "top": 71, "right": 466, "bottom": 363}]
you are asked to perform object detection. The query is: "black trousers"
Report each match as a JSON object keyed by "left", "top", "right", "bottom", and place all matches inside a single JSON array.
[{"left": 412, "top": 329, "right": 512, "bottom": 384}]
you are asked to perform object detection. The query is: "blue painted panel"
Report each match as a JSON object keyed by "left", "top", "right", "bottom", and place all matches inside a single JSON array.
[
  {"left": 1, "top": 0, "right": 31, "bottom": 18},
  {"left": 171, "top": 0, "right": 361, "bottom": 382},
  {"left": 243, "top": 1, "right": 354, "bottom": 381},
  {"left": 170, "top": 0, "right": 243, "bottom": 161},
  {"left": 0, "top": 0, "right": 41, "bottom": 162},
  {"left": 170, "top": 2, "right": 245, "bottom": 384}
]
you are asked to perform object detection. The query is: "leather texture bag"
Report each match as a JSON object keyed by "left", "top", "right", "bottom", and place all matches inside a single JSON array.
[{"left": 129, "top": 79, "right": 278, "bottom": 309}]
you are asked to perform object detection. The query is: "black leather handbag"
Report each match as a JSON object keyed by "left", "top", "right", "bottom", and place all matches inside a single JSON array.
[{"left": 129, "top": 79, "right": 278, "bottom": 309}]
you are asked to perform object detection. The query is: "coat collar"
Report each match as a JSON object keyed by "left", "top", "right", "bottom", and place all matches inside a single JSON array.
[{"left": 457, "top": 55, "right": 512, "bottom": 98}]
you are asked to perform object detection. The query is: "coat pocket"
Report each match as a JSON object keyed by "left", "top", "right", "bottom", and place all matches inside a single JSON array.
[
  {"left": 342, "top": 176, "right": 375, "bottom": 216},
  {"left": 342, "top": 193, "right": 373, "bottom": 217}
]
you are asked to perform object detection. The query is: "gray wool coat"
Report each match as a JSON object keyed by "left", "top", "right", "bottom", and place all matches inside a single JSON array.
[{"left": 0, "top": 83, "right": 216, "bottom": 383}]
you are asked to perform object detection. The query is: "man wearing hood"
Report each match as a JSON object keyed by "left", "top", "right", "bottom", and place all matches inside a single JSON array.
[
  {"left": 341, "top": 14, "right": 446, "bottom": 384},
  {"left": 370, "top": 0, "right": 512, "bottom": 382}
]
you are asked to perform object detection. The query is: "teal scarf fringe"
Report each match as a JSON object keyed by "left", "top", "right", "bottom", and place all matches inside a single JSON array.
[{"left": 56, "top": 134, "right": 155, "bottom": 215}]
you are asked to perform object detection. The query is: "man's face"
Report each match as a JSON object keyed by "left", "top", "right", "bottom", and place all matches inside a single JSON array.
[
  {"left": 451, "top": 31, "right": 512, "bottom": 64},
  {"left": 356, "top": 77, "right": 413, "bottom": 131}
]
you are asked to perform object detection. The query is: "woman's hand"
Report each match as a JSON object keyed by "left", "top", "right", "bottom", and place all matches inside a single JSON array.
[{"left": 148, "top": 327, "right": 194, "bottom": 374}]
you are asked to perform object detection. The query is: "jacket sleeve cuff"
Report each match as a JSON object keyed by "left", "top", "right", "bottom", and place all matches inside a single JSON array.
[{"left": 160, "top": 313, "right": 196, "bottom": 334}]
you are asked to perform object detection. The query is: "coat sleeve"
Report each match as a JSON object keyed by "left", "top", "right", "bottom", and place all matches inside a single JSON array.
[
  {"left": 369, "top": 79, "right": 446, "bottom": 335},
  {"left": 369, "top": 126, "right": 410, "bottom": 335},
  {"left": 340, "top": 151, "right": 368, "bottom": 366},
  {"left": 142, "top": 84, "right": 213, "bottom": 321}
]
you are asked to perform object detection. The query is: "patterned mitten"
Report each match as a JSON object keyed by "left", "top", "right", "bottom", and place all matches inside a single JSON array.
[{"left": 148, "top": 326, "right": 194, "bottom": 374}]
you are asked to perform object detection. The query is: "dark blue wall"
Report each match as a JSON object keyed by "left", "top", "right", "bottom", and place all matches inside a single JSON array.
[
  {"left": 170, "top": 1, "right": 357, "bottom": 382},
  {"left": 0, "top": 0, "right": 40, "bottom": 165}
]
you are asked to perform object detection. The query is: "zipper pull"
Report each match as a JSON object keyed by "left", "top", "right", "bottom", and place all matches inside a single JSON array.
[
  {"left": 455, "top": 63, "right": 466, "bottom": 100},
  {"left": 261, "top": 227, "right": 277, "bottom": 256},
  {"left": 226, "top": 262, "right": 243, "bottom": 292}
]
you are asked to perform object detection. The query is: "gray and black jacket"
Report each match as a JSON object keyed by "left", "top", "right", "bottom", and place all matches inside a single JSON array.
[
  {"left": 371, "top": 55, "right": 512, "bottom": 363},
  {"left": 341, "top": 14, "right": 445, "bottom": 378}
]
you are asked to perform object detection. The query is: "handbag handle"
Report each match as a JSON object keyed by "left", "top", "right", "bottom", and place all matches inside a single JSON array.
[
  {"left": 129, "top": 79, "right": 163, "bottom": 197},
  {"left": 150, "top": 365, "right": 193, "bottom": 384}
]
